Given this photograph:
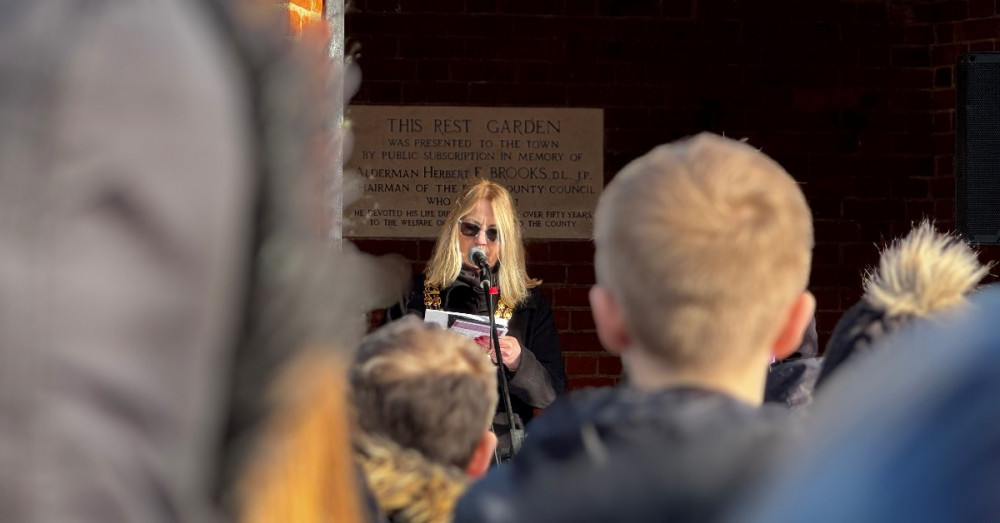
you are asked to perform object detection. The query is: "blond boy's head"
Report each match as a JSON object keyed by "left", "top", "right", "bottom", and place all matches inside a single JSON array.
[
  {"left": 350, "top": 317, "right": 497, "bottom": 473},
  {"left": 593, "top": 133, "right": 813, "bottom": 374}
]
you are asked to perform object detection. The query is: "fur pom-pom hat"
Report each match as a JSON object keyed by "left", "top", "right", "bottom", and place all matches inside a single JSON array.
[{"left": 816, "top": 221, "right": 991, "bottom": 389}]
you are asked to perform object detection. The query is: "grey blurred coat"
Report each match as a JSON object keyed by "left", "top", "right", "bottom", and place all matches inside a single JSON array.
[
  {"left": 0, "top": 1, "right": 413, "bottom": 521},
  {"left": 0, "top": 2, "right": 257, "bottom": 521}
]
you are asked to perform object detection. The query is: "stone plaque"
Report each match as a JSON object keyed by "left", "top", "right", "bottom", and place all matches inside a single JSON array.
[{"left": 344, "top": 105, "right": 603, "bottom": 239}]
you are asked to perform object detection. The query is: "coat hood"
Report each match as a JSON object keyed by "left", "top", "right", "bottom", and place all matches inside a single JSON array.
[
  {"left": 863, "top": 220, "right": 989, "bottom": 317},
  {"left": 356, "top": 434, "right": 468, "bottom": 523},
  {"left": 818, "top": 221, "right": 990, "bottom": 389}
]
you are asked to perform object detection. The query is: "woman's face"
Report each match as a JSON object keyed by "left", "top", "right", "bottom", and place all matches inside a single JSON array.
[{"left": 458, "top": 198, "right": 500, "bottom": 270}]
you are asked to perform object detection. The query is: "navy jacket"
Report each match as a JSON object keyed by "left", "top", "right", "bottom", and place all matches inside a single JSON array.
[{"left": 456, "top": 386, "right": 790, "bottom": 522}]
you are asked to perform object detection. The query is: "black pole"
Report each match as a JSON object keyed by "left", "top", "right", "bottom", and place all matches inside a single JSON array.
[{"left": 480, "top": 277, "right": 522, "bottom": 461}]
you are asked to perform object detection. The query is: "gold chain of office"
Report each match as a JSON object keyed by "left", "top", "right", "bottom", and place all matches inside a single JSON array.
[{"left": 423, "top": 281, "right": 515, "bottom": 320}]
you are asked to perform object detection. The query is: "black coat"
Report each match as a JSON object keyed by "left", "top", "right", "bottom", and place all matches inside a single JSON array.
[
  {"left": 765, "top": 357, "right": 821, "bottom": 410},
  {"left": 386, "top": 270, "right": 566, "bottom": 424},
  {"left": 455, "top": 386, "right": 791, "bottom": 523}
]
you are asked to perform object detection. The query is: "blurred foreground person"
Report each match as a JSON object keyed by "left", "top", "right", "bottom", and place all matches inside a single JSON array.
[
  {"left": 0, "top": 1, "right": 404, "bottom": 522},
  {"left": 738, "top": 284, "right": 1000, "bottom": 523},
  {"left": 815, "top": 220, "right": 990, "bottom": 389},
  {"left": 350, "top": 317, "right": 499, "bottom": 523},
  {"left": 456, "top": 133, "right": 815, "bottom": 522}
]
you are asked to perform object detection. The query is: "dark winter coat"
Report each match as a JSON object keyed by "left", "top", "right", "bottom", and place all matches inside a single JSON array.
[
  {"left": 765, "top": 317, "right": 820, "bottom": 410},
  {"left": 454, "top": 386, "right": 791, "bottom": 523},
  {"left": 387, "top": 270, "right": 567, "bottom": 425},
  {"left": 765, "top": 357, "right": 822, "bottom": 409},
  {"left": 817, "top": 221, "right": 989, "bottom": 390}
]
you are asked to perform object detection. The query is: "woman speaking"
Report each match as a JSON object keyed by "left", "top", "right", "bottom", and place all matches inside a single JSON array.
[{"left": 387, "top": 179, "right": 566, "bottom": 430}]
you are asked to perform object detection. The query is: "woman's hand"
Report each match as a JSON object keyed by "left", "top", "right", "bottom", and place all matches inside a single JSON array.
[{"left": 474, "top": 335, "right": 523, "bottom": 371}]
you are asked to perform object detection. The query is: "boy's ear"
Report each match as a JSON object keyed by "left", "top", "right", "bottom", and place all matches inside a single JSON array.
[
  {"left": 772, "top": 291, "right": 816, "bottom": 361},
  {"left": 465, "top": 431, "right": 497, "bottom": 479},
  {"left": 590, "top": 285, "right": 631, "bottom": 356}
]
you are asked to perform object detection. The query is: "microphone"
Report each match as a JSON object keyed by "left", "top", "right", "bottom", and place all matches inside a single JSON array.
[
  {"left": 468, "top": 246, "right": 490, "bottom": 271},
  {"left": 469, "top": 247, "right": 492, "bottom": 286}
]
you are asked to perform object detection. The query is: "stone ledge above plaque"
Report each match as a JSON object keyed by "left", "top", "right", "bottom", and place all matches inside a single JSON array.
[{"left": 344, "top": 105, "right": 604, "bottom": 240}]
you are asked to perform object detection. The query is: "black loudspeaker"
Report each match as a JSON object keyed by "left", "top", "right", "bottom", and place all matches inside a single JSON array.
[{"left": 957, "top": 53, "right": 1000, "bottom": 244}]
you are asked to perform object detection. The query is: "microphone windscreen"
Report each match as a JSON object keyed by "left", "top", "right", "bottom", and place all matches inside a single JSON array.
[{"left": 468, "top": 246, "right": 488, "bottom": 266}]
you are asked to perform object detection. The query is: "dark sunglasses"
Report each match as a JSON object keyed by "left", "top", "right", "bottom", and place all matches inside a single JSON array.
[{"left": 459, "top": 221, "right": 500, "bottom": 242}]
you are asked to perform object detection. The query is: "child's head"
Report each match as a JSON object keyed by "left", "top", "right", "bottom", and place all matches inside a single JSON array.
[
  {"left": 592, "top": 133, "right": 814, "bottom": 374},
  {"left": 350, "top": 317, "right": 498, "bottom": 475}
]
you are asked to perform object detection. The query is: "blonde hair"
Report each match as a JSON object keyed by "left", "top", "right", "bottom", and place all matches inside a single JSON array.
[
  {"left": 594, "top": 133, "right": 813, "bottom": 371},
  {"left": 350, "top": 317, "right": 498, "bottom": 469},
  {"left": 425, "top": 179, "right": 538, "bottom": 307}
]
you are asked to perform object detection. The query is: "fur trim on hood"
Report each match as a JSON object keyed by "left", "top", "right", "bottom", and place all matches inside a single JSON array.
[
  {"left": 817, "top": 222, "right": 990, "bottom": 390},
  {"left": 863, "top": 220, "right": 990, "bottom": 318},
  {"left": 356, "top": 434, "right": 469, "bottom": 523}
]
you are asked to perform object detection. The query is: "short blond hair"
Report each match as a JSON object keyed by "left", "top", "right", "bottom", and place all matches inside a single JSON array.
[
  {"left": 594, "top": 133, "right": 813, "bottom": 370},
  {"left": 425, "top": 179, "right": 539, "bottom": 306},
  {"left": 349, "top": 317, "right": 498, "bottom": 469}
]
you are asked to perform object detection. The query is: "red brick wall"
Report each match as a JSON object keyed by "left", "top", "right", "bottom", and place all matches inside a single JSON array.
[{"left": 347, "top": 0, "right": 1000, "bottom": 390}]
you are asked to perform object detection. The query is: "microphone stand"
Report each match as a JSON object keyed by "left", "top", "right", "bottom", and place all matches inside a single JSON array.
[{"left": 479, "top": 264, "right": 523, "bottom": 461}]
